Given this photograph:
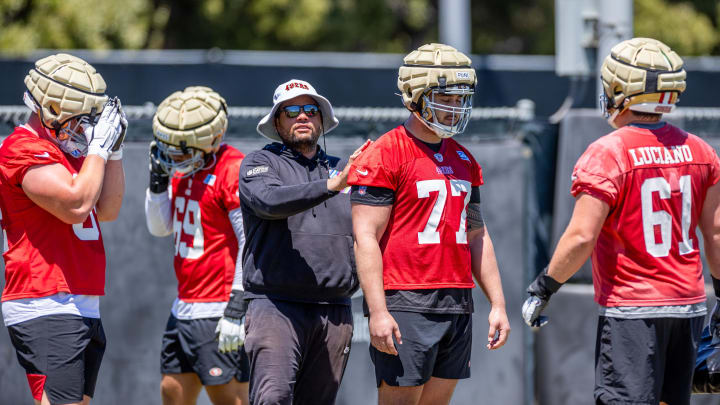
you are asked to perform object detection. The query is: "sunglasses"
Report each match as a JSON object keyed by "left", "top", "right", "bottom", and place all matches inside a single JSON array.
[{"left": 279, "top": 104, "right": 320, "bottom": 118}]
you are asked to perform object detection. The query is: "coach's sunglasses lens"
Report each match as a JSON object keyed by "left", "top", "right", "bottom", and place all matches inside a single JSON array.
[{"left": 282, "top": 104, "right": 319, "bottom": 118}]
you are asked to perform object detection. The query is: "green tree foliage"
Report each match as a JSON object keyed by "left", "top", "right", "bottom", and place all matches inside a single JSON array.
[
  {"left": 472, "top": 0, "right": 554, "bottom": 54},
  {"left": 1, "top": 0, "right": 720, "bottom": 55},
  {"left": 0, "top": 0, "right": 154, "bottom": 53},
  {"left": 634, "top": 0, "right": 719, "bottom": 55},
  {"left": 146, "top": 0, "right": 436, "bottom": 52}
]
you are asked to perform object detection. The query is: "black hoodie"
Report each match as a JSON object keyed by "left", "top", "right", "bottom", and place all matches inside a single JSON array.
[{"left": 238, "top": 142, "right": 358, "bottom": 305}]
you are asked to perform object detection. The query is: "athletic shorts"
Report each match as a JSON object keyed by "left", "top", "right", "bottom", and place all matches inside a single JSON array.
[
  {"left": 594, "top": 315, "right": 704, "bottom": 405},
  {"left": 370, "top": 311, "right": 472, "bottom": 387},
  {"left": 7, "top": 314, "right": 105, "bottom": 404},
  {"left": 160, "top": 314, "right": 250, "bottom": 385}
]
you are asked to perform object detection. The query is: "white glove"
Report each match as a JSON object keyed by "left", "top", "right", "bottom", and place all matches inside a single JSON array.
[
  {"left": 216, "top": 316, "right": 245, "bottom": 353},
  {"left": 86, "top": 98, "right": 125, "bottom": 161},
  {"left": 108, "top": 99, "right": 128, "bottom": 161}
]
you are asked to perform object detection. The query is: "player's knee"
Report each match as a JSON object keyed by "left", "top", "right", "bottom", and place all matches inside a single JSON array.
[{"left": 160, "top": 378, "right": 183, "bottom": 400}]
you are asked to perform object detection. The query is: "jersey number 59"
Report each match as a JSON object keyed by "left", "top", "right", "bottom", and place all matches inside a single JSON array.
[{"left": 173, "top": 197, "right": 204, "bottom": 259}]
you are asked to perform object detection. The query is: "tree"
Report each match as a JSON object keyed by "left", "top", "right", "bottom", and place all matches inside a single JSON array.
[
  {"left": 0, "top": 0, "right": 154, "bottom": 53},
  {"left": 1, "top": 0, "right": 720, "bottom": 55},
  {"left": 634, "top": 0, "right": 719, "bottom": 55}
]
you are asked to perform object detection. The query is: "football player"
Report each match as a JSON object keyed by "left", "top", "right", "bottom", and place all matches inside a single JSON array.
[
  {"left": 522, "top": 38, "right": 720, "bottom": 405},
  {"left": 349, "top": 43, "right": 510, "bottom": 405},
  {"left": 144, "top": 86, "right": 249, "bottom": 405},
  {"left": 0, "top": 53, "right": 126, "bottom": 405}
]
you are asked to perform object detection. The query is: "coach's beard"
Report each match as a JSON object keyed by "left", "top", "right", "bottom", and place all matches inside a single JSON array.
[{"left": 281, "top": 127, "right": 322, "bottom": 156}]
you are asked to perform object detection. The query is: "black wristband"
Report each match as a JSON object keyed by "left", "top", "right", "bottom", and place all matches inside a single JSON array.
[
  {"left": 150, "top": 171, "right": 169, "bottom": 194},
  {"left": 527, "top": 267, "right": 564, "bottom": 300},
  {"left": 223, "top": 290, "right": 249, "bottom": 319},
  {"left": 713, "top": 276, "right": 720, "bottom": 299}
]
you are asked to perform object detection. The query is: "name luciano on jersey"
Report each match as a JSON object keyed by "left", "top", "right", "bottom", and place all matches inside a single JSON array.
[{"left": 628, "top": 145, "right": 693, "bottom": 167}]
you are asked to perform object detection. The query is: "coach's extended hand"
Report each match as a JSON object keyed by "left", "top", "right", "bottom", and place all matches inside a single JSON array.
[{"left": 522, "top": 268, "right": 563, "bottom": 328}]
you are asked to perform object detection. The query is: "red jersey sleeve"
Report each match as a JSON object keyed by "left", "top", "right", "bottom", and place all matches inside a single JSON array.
[
  {"left": 570, "top": 140, "right": 622, "bottom": 208},
  {"left": 0, "top": 136, "right": 64, "bottom": 186},
  {"left": 218, "top": 156, "right": 242, "bottom": 212},
  {"left": 348, "top": 138, "right": 399, "bottom": 190},
  {"left": 708, "top": 147, "right": 720, "bottom": 186},
  {"left": 462, "top": 145, "right": 484, "bottom": 187}
]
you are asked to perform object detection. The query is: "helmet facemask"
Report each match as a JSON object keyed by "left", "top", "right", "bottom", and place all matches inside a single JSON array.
[
  {"left": 417, "top": 82, "right": 474, "bottom": 138},
  {"left": 23, "top": 90, "right": 100, "bottom": 158},
  {"left": 56, "top": 114, "right": 98, "bottom": 158},
  {"left": 154, "top": 140, "right": 216, "bottom": 178}
]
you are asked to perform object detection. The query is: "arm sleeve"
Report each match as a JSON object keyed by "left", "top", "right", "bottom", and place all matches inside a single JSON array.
[
  {"left": 469, "top": 152, "right": 484, "bottom": 187},
  {"left": 347, "top": 139, "right": 398, "bottom": 189},
  {"left": 470, "top": 186, "right": 480, "bottom": 203},
  {"left": 350, "top": 185, "right": 395, "bottom": 205},
  {"left": 144, "top": 188, "right": 173, "bottom": 237},
  {"left": 2, "top": 140, "right": 64, "bottom": 186},
  {"left": 238, "top": 152, "right": 336, "bottom": 220},
  {"left": 219, "top": 157, "right": 242, "bottom": 212},
  {"left": 570, "top": 142, "right": 620, "bottom": 208},
  {"left": 229, "top": 207, "right": 245, "bottom": 291},
  {"left": 709, "top": 148, "right": 720, "bottom": 186}
]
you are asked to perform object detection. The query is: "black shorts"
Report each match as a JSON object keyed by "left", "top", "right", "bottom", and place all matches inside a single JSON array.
[
  {"left": 160, "top": 314, "right": 250, "bottom": 385},
  {"left": 370, "top": 311, "right": 472, "bottom": 387},
  {"left": 594, "top": 315, "right": 704, "bottom": 405},
  {"left": 7, "top": 314, "right": 105, "bottom": 404}
]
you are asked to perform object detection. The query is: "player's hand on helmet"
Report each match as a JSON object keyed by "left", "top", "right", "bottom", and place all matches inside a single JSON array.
[
  {"left": 327, "top": 139, "right": 372, "bottom": 192},
  {"left": 369, "top": 310, "right": 402, "bottom": 356},
  {"left": 487, "top": 306, "right": 510, "bottom": 350},
  {"left": 149, "top": 141, "right": 169, "bottom": 193},
  {"left": 522, "top": 268, "right": 563, "bottom": 329},
  {"left": 108, "top": 98, "right": 128, "bottom": 160},
  {"left": 215, "top": 316, "right": 245, "bottom": 353},
  {"left": 85, "top": 97, "right": 125, "bottom": 161}
]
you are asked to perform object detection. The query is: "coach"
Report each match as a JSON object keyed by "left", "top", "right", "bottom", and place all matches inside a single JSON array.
[{"left": 233, "top": 79, "right": 369, "bottom": 405}]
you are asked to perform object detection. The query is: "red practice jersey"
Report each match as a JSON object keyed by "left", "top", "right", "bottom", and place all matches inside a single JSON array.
[
  {"left": 170, "top": 144, "right": 244, "bottom": 302},
  {"left": 348, "top": 125, "right": 483, "bottom": 290},
  {"left": 0, "top": 127, "right": 106, "bottom": 302},
  {"left": 572, "top": 124, "right": 720, "bottom": 307}
]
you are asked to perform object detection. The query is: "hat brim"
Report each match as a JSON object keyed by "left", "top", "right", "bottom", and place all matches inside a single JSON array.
[{"left": 256, "top": 94, "right": 339, "bottom": 142}]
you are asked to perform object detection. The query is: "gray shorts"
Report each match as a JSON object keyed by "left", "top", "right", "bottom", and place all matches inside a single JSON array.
[
  {"left": 370, "top": 311, "right": 472, "bottom": 387},
  {"left": 244, "top": 298, "right": 353, "bottom": 405},
  {"left": 160, "top": 314, "right": 250, "bottom": 385},
  {"left": 595, "top": 315, "right": 704, "bottom": 405}
]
